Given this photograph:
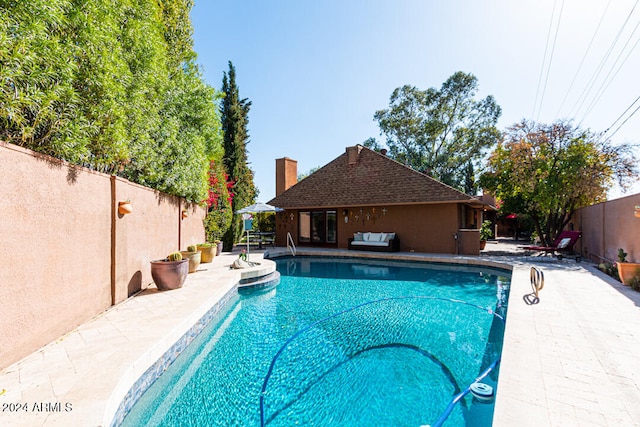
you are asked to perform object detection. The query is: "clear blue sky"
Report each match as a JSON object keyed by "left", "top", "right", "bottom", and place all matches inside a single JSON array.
[{"left": 191, "top": 0, "right": 640, "bottom": 201}]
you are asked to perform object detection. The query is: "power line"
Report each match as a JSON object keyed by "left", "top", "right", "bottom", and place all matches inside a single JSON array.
[
  {"left": 555, "top": 0, "right": 611, "bottom": 119},
  {"left": 580, "top": 18, "right": 640, "bottom": 122},
  {"left": 535, "top": 0, "right": 565, "bottom": 121},
  {"left": 532, "top": 0, "right": 560, "bottom": 120},
  {"left": 604, "top": 94, "right": 640, "bottom": 138},
  {"left": 607, "top": 103, "right": 640, "bottom": 139},
  {"left": 568, "top": 0, "right": 639, "bottom": 119}
]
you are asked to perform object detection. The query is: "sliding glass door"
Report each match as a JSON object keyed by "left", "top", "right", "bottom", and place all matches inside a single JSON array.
[{"left": 298, "top": 210, "right": 337, "bottom": 245}]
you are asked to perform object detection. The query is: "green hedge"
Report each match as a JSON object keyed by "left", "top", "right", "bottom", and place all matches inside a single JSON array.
[{"left": 0, "top": 0, "right": 222, "bottom": 202}]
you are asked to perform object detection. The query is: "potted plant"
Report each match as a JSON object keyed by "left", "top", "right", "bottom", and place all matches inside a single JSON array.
[
  {"left": 616, "top": 248, "right": 640, "bottom": 286},
  {"left": 150, "top": 252, "right": 189, "bottom": 291},
  {"left": 479, "top": 220, "right": 493, "bottom": 250},
  {"left": 180, "top": 245, "right": 201, "bottom": 273},
  {"left": 197, "top": 243, "right": 216, "bottom": 263}
]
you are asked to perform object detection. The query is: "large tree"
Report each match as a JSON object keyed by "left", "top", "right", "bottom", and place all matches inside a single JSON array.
[
  {"left": 369, "top": 71, "right": 501, "bottom": 191},
  {"left": 220, "top": 61, "right": 257, "bottom": 250},
  {"left": 480, "top": 119, "right": 638, "bottom": 246}
]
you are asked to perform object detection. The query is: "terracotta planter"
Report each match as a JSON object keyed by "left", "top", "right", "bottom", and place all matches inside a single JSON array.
[
  {"left": 180, "top": 251, "right": 201, "bottom": 273},
  {"left": 197, "top": 245, "right": 216, "bottom": 263},
  {"left": 617, "top": 262, "right": 640, "bottom": 286},
  {"left": 479, "top": 240, "right": 487, "bottom": 250},
  {"left": 150, "top": 259, "right": 189, "bottom": 290}
]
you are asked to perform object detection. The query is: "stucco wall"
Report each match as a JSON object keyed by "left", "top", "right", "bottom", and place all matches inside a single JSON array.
[
  {"left": 574, "top": 193, "right": 640, "bottom": 263},
  {"left": 111, "top": 178, "right": 185, "bottom": 304},
  {"left": 274, "top": 203, "right": 471, "bottom": 254},
  {"left": 0, "top": 142, "right": 206, "bottom": 369},
  {"left": 180, "top": 200, "right": 208, "bottom": 252}
]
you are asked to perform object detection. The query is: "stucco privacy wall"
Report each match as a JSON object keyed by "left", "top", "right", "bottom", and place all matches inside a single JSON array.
[
  {"left": 574, "top": 193, "right": 640, "bottom": 264},
  {"left": 0, "top": 142, "right": 206, "bottom": 369}
]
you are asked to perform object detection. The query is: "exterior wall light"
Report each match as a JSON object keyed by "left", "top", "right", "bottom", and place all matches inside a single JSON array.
[
  {"left": 118, "top": 200, "right": 133, "bottom": 215},
  {"left": 635, "top": 205, "right": 640, "bottom": 218}
]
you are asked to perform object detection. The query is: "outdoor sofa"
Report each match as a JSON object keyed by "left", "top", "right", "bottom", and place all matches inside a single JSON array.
[{"left": 348, "top": 232, "right": 400, "bottom": 252}]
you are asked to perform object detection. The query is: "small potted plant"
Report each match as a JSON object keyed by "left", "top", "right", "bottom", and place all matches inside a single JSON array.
[
  {"left": 180, "top": 245, "right": 202, "bottom": 273},
  {"left": 197, "top": 243, "right": 216, "bottom": 263},
  {"left": 150, "top": 252, "right": 189, "bottom": 290},
  {"left": 616, "top": 248, "right": 640, "bottom": 286},
  {"left": 479, "top": 220, "right": 493, "bottom": 250}
]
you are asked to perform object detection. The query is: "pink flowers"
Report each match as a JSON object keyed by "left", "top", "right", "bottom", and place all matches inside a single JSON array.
[{"left": 204, "top": 160, "right": 235, "bottom": 209}]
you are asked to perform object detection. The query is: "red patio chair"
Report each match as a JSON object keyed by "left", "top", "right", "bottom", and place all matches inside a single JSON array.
[{"left": 520, "top": 230, "right": 582, "bottom": 262}]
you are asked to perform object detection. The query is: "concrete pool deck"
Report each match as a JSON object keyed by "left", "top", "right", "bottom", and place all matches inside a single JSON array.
[{"left": 1, "top": 243, "right": 639, "bottom": 426}]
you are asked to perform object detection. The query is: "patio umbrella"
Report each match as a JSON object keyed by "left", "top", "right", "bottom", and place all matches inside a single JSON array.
[
  {"left": 235, "top": 203, "right": 283, "bottom": 261},
  {"left": 235, "top": 202, "right": 284, "bottom": 214}
]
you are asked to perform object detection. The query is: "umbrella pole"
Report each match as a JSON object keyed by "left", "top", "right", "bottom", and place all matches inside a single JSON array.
[{"left": 246, "top": 229, "right": 250, "bottom": 262}]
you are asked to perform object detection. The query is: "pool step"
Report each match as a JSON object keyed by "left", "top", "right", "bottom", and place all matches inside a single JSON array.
[{"left": 238, "top": 270, "right": 281, "bottom": 289}]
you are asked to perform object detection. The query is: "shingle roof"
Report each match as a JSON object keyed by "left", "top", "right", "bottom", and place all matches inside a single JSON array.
[{"left": 268, "top": 145, "right": 479, "bottom": 209}]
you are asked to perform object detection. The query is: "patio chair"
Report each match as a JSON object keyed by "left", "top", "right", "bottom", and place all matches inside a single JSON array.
[{"left": 520, "top": 230, "right": 582, "bottom": 262}]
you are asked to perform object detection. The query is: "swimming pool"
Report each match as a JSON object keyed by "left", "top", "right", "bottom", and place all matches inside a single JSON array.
[{"left": 121, "top": 256, "right": 510, "bottom": 427}]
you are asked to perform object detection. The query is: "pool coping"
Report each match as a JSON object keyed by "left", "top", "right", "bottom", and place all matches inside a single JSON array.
[{"left": 1, "top": 248, "right": 639, "bottom": 426}]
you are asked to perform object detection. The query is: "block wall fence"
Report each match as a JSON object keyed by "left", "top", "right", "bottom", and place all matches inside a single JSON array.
[
  {"left": 574, "top": 193, "right": 640, "bottom": 265},
  {"left": 0, "top": 142, "right": 206, "bottom": 369}
]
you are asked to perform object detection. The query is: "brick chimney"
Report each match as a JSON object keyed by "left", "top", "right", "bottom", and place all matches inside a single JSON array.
[
  {"left": 275, "top": 157, "right": 297, "bottom": 196},
  {"left": 346, "top": 145, "right": 363, "bottom": 165}
]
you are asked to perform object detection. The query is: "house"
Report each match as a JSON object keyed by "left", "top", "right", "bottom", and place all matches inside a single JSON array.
[{"left": 267, "top": 145, "right": 493, "bottom": 255}]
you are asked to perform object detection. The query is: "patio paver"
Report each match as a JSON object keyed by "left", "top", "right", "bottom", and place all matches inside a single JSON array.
[{"left": 494, "top": 259, "right": 640, "bottom": 427}]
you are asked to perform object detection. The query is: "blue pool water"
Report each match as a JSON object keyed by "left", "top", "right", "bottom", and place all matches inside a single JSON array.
[{"left": 121, "top": 256, "right": 510, "bottom": 427}]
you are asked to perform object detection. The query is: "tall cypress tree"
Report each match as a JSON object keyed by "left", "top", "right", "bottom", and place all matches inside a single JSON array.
[{"left": 220, "top": 61, "right": 257, "bottom": 250}]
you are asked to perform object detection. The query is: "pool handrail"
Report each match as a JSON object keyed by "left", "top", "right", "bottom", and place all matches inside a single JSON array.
[{"left": 286, "top": 232, "right": 296, "bottom": 256}]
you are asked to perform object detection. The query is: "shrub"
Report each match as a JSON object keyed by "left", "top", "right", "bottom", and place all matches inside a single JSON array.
[
  {"left": 0, "top": 0, "right": 223, "bottom": 202},
  {"left": 599, "top": 262, "right": 620, "bottom": 281},
  {"left": 204, "top": 160, "right": 233, "bottom": 242},
  {"left": 480, "top": 220, "right": 493, "bottom": 241}
]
